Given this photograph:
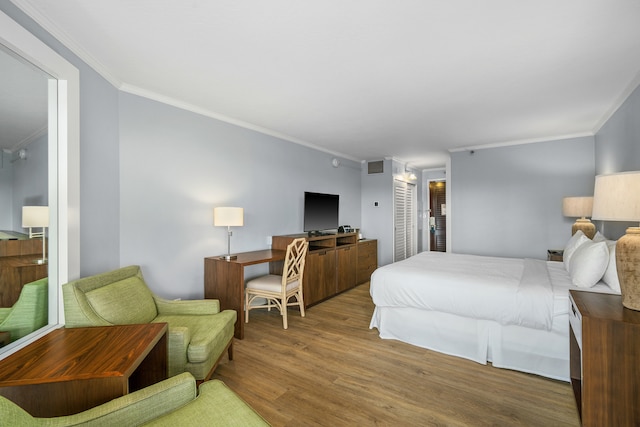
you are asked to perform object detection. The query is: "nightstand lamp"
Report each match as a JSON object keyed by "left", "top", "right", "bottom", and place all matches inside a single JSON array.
[
  {"left": 592, "top": 171, "right": 640, "bottom": 310},
  {"left": 214, "top": 207, "right": 244, "bottom": 261},
  {"left": 562, "top": 196, "right": 595, "bottom": 239},
  {"left": 22, "top": 205, "right": 49, "bottom": 265}
]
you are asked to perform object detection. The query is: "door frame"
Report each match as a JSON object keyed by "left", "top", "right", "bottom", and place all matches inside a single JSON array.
[{"left": 426, "top": 178, "right": 446, "bottom": 252}]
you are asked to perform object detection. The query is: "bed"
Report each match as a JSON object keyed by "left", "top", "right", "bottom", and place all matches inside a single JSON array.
[{"left": 369, "top": 233, "right": 619, "bottom": 382}]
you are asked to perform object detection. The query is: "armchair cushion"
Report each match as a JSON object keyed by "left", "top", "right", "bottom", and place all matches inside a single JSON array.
[
  {"left": 155, "top": 311, "right": 235, "bottom": 363},
  {"left": 85, "top": 276, "right": 157, "bottom": 324}
]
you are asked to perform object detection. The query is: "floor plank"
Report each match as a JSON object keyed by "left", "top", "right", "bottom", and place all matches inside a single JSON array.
[{"left": 212, "top": 283, "right": 580, "bottom": 426}]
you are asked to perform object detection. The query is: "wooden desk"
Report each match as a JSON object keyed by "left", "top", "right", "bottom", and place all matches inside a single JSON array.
[
  {"left": 204, "top": 249, "right": 285, "bottom": 339},
  {"left": 0, "top": 323, "right": 168, "bottom": 417}
]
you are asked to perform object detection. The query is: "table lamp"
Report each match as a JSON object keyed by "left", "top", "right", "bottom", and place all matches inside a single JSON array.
[
  {"left": 22, "top": 205, "right": 49, "bottom": 265},
  {"left": 214, "top": 207, "right": 244, "bottom": 261},
  {"left": 592, "top": 171, "right": 640, "bottom": 310},
  {"left": 562, "top": 196, "right": 595, "bottom": 239}
]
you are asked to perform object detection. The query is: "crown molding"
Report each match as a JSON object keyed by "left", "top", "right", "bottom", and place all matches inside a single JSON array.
[
  {"left": 7, "top": 124, "right": 47, "bottom": 152},
  {"left": 448, "top": 132, "right": 594, "bottom": 153},
  {"left": 591, "top": 69, "right": 640, "bottom": 134},
  {"left": 120, "top": 83, "right": 361, "bottom": 163},
  {"left": 11, "top": 0, "right": 122, "bottom": 87}
]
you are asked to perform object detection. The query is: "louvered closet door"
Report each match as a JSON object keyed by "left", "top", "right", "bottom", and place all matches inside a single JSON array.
[{"left": 394, "top": 180, "right": 417, "bottom": 262}]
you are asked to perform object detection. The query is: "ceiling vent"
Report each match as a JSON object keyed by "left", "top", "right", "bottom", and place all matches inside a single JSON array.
[{"left": 367, "top": 160, "right": 384, "bottom": 174}]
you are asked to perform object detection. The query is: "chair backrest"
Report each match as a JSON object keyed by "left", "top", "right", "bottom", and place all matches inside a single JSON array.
[
  {"left": 63, "top": 265, "right": 158, "bottom": 327},
  {"left": 0, "top": 278, "right": 48, "bottom": 342},
  {"left": 282, "top": 238, "right": 309, "bottom": 289}
]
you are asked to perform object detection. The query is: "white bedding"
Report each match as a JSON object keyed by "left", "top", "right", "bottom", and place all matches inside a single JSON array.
[
  {"left": 369, "top": 251, "right": 616, "bottom": 381},
  {"left": 370, "top": 252, "right": 554, "bottom": 330}
]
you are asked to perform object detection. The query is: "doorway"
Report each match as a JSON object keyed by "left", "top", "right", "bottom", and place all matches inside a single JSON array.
[{"left": 429, "top": 180, "right": 446, "bottom": 252}]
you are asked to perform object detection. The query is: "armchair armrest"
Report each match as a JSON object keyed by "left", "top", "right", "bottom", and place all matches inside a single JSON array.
[
  {"left": 139, "top": 379, "right": 270, "bottom": 426},
  {"left": 154, "top": 296, "right": 220, "bottom": 315}
]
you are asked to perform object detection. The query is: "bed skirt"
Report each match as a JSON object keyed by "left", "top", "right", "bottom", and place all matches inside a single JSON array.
[{"left": 370, "top": 306, "right": 569, "bottom": 382}]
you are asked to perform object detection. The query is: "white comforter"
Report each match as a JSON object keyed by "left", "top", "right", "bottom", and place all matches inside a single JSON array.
[{"left": 370, "top": 252, "right": 554, "bottom": 330}]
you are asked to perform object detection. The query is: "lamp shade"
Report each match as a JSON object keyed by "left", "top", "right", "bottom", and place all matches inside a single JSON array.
[
  {"left": 592, "top": 171, "right": 640, "bottom": 222},
  {"left": 213, "top": 207, "right": 244, "bottom": 227},
  {"left": 22, "top": 206, "right": 49, "bottom": 228},
  {"left": 562, "top": 197, "right": 593, "bottom": 218}
]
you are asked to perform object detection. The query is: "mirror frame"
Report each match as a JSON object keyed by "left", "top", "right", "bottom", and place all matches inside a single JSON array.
[{"left": 0, "top": 10, "right": 79, "bottom": 358}]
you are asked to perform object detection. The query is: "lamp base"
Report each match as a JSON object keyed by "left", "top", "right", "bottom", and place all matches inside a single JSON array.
[
  {"left": 572, "top": 219, "right": 596, "bottom": 239},
  {"left": 220, "top": 255, "right": 237, "bottom": 261},
  {"left": 616, "top": 227, "right": 640, "bottom": 310}
]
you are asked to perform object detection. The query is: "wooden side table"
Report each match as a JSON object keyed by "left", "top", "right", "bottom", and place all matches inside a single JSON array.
[
  {"left": 0, "top": 323, "right": 168, "bottom": 417},
  {"left": 569, "top": 290, "right": 640, "bottom": 426},
  {"left": 547, "top": 249, "right": 564, "bottom": 261}
]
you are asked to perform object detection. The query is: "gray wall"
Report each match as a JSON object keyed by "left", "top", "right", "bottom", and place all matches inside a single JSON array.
[
  {"left": 119, "top": 93, "right": 361, "bottom": 299},
  {"left": 0, "top": 134, "right": 48, "bottom": 232},
  {"left": 594, "top": 84, "right": 640, "bottom": 239},
  {"left": 11, "top": 134, "right": 48, "bottom": 231},
  {"left": 0, "top": 152, "right": 10, "bottom": 229},
  {"left": 361, "top": 159, "right": 394, "bottom": 266},
  {"left": 0, "top": 1, "right": 121, "bottom": 275},
  {"left": 451, "top": 136, "right": 595, "bottom": 259}
]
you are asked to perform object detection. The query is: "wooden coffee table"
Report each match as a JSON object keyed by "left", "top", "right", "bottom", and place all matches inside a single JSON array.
[{"left": 0, "top": 323, "right": 168, "bottom": 417}]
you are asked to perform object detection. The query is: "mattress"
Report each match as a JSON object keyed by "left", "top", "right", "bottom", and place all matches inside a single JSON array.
[{"left": 369, "top": 251, "right": 616, "bottom": 381}]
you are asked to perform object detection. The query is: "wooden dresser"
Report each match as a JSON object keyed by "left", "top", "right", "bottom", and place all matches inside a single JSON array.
[
  {"left": 272, "top": 233, "right": 377, "bottom": 307},
  {"left": 0, "top": 238, "right": 48, "bottom": 307}
]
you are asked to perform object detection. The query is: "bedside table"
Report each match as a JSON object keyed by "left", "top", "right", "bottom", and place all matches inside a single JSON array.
[
  {"left": 547, "top": 249, "right": 563, "bottom": 261},
  {"left": 569, "top": 290, "right": 640, "bottom": 426}
]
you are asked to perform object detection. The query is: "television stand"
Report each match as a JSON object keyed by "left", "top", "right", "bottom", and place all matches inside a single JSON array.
[
  {"left": 272, "top": 233, "right": 377, "bottom": 307},
  {"left": 307, "top": 230, "right": 335, "bottom": 237}
]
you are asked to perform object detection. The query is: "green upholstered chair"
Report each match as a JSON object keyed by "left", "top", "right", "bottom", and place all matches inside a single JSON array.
[
  {"left": 0, "top": 372, "right": 270, "bottom": 426},
  {"left": 62, "top": 265, "right": 236, "bottom": 380},
  {"left": 0, "top": 277, "right": 48, "bottom": 344}
]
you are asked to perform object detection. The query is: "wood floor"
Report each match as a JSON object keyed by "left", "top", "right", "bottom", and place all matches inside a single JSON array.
[{"left": 212, "top": 283, "right": 580, "bottom": 426}]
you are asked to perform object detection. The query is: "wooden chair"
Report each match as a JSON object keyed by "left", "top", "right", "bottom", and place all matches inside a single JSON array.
[{"left": 245, "top": 238, "right": 308, "bottom": 329}]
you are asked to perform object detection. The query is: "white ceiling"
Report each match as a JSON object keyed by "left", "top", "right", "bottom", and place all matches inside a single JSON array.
[{"left": 8, "top": 0, "right": 640, "bottom": 169}]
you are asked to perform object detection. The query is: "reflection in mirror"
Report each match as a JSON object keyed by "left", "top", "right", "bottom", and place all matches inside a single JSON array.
[{"left": 0, "top": 44, "right": 50, "bottom": 350}]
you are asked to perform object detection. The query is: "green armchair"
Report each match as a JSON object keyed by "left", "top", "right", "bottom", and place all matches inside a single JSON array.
[
  {"left": 62, "top": 265, "right": 236, "bottom": 380},
  {"left": 0, "top": 372, "right": 270, "bottom": 426},
  {"left": 0, "top": 278, "right": 48, "bottom": 344}
]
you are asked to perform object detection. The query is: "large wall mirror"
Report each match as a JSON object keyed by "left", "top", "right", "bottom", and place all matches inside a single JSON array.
[{"left": 0, "top": 10, "right": 79, "bottom": 358}]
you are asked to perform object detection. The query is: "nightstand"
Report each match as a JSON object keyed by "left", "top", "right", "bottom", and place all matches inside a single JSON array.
[
  {"left": 547, "top": 249, "right": 563, "bottom": 261},
  {"left": 569, "top": 290, "right": 640, "bottom": 426}
]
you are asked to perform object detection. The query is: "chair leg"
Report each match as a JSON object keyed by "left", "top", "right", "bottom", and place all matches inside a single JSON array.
[
  {"left": 298, "top": 291, "right": 305, "bottom": 318},
  {"left": 282, "top": 301, "right": 288, "bottom": 329},
  {"left": 245, "top": 292, "right": 250, "bottom": 324},
  {"left": 228, "top": 340, "right": 234, "bottom": 361}
]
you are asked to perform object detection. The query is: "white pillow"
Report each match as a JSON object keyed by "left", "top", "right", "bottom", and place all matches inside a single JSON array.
[
  {"left": 563, "top": 230, "right": 590, "bottom": 272},
  {"left": 569, "top": 240, "right": 609, "bottom": 288},
  {"left": 592, "top": 231, "right": 607, "bottom": 243},
  {"left": 602, "top": 240, "right": 621, "bottom": 293}
]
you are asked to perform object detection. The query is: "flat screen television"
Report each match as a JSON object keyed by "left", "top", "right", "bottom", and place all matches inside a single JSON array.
[{"left": 303, "top": 192, "right": 339, "bottom": 234}]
